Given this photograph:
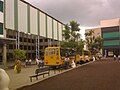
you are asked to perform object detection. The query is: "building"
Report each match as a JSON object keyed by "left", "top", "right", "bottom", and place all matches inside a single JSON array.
[
  {"left": 85, "top": 28, "right": 101, "bottom": 37},
  {"left": 0, "top": 0, "right": 65, "bottom": 66},
  {"left": 85, "top": 18, "right": 120, "bottom": 57},
  {"left": 100, "top": 18, "right": 120, "bottom": 57}
]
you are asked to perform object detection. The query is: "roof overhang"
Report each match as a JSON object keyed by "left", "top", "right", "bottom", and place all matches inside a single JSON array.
[{"left": 0, "top": 37, "right": 16, "bottom": 44}]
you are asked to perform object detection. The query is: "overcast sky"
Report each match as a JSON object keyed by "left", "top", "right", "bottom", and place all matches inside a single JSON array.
[{"left": 25, "top": 0, "right": 120, "bottom": 39}]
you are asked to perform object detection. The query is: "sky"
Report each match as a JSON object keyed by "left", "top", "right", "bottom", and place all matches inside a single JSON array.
[{"left": 25, "top": 0, "right": 120, "bottom": 39}]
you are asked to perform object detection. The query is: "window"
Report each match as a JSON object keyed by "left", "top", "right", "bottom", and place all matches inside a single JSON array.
[
  {"left": 9, "top": 44, "right": 13, "bottom": 49},
  {"left": 39, "top": 39, "right": 43, "bottom": 42},
  {"left": 24, "top": 46, "right": 27, "bottom": 50},
  {"left": 28, "top": 39, "right": 31, "bottom": 43},
  {"left": 0, "top": 1, "right": 3, "bottom": 12},
  {"left": 45, "top": 39, "right": 48, "bottom": 42},
  {"left": 0, "top": 23, "right": 3, "bottom": 34},
  {"left": 20, "top": 37, "right": 22, "bottom": 42},
  {"left": 28, "top": 46, "right": 31, "bottom": 50},
  {"left": 32, "top": 39, "right": 34, "bottom": 43}
]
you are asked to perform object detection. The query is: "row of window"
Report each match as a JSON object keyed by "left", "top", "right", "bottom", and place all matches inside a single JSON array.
[
  {"left": 103, "top": 40, "right": 120, "bottom": 46},
  {"left": 7, "top": 44, "right": 48, "bottom": 50},
  {"left": 103, "top": 32, "right": 120, "bottom": 39},
  {"left": 0, "top": 22, "right": 3, "bottom": 34},
  {"left": 0, "top": 1, "right": 3, "bottom": 12}
]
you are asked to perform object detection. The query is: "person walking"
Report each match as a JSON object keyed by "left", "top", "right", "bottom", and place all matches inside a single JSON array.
[
  {"left": 14, "top": 59, "right": 22, "bottom": 73},
  {"left": 25, "top": 59, "right": 28, "bottom": 67},
  {"left": 64, "top": 56, "right": 70, "bottom": 69},
  {"left": 39, "top": 57, "right": 44, "bottom": 68},
  {"left": 28, "top": 59, "right": 32, "bottom": 66},
  {"left": 36, "top": 58, "right": 40, "bottom": 68},
  {"left": 114, "top": 54, "right": 116, "bottom": 60}
]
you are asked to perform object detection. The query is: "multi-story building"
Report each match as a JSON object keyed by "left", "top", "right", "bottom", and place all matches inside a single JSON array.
[
  {"left": 0, "top": 0, "right": 65, "bottom": 66},
  {"left": 85, "top": 18, "right": 120, "bottom": 57},
  {"left": 100, "top": 18, "right": 120, "bottom": 57}
]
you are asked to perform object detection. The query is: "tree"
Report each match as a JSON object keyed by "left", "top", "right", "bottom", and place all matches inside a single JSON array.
[
  {"left": 13, "top": 49, "right": 26, "bottom": 60},
  {"left": 61, "top": 20, "right": 84, "bottom": 52},
  {"left": 70, "top": 20, "right": 80, "bottom": 41},
  {"left": 85, "top": 30, "right": 103, "bottom": 55},
  {"left": 62, "top": 24, "right": 70, "bottom": 41}
]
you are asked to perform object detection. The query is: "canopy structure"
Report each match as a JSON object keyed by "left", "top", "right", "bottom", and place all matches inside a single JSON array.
[{"left": 0, "top": 37, "right": 16, "bottom": 44}]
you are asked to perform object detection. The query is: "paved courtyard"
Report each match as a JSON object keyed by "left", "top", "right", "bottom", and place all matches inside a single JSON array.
[
  {"left": 17, "top": 59, "right": 120, "bottom": 90},
  {"left": 6, "top": 61, "right": 84, "bottom": 90}
]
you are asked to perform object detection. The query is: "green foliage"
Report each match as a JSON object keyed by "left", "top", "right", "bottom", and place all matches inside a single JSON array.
[
  {"left": 13, "top": 49, "right": 26, "bottom": 60},
  {"left": 85, "top": 30, "right": 103, "bottom": 55},
  {"left": 61, "top": 20, "right": 84, "bottom": 52},
  {"left": 62, "top": 24, "right": 70, "bottom": 41}
]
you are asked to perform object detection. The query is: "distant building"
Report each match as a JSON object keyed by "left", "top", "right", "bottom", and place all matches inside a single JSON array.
[
  {"left": 100, "top": 18, "right": 120, "bottom": 57},
  {"left": 85, "top": 28, "right": 101, "bottom": 37},
  {"left": 85, "top": 18, "right": 120, "bottom": 57}
]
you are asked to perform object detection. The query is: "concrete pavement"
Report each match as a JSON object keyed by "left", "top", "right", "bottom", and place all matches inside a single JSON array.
[
  {"left": 5, "top": 61, "right": 94, "bottom": 90},
  {"left": 17, "top": 59, "right": 120, "bottom": 90}
]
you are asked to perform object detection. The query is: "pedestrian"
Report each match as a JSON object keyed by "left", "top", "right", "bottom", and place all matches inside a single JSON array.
[
  {"left": 36, "top": 58, "right": 40, "bottom": 68},
  {"left": 28, "top": 59, "right": 32, "bottom": 66},
  {"left": 39, "top": 57, "right": 44, "bottom": 68},
  {"left": 25, "top": 59, "right": 28, "bottom": 67},
  {"left": 71, "top": 60, "right": 76, "bottom": 68},
  {"left": 14, "top": 59, "right": 22, "bottom": 73},
  {"left": 64, "top": 56, "right": 70, "bottom": 69},
  {"left": 113, "top": 55, "right": 116, "bottom": 60},
  {"left": 93, "top": 56, "right": 95, "bottom": 61},
  {"left": 118, "top": 55, "right": 120, "bottom": 61}
]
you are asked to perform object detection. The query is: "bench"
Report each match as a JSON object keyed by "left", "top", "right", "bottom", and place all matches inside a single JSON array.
[{"left": 29, "top": 67, "right": 50, "bottom": 82}]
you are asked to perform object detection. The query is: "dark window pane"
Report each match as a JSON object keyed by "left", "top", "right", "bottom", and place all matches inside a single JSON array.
[
  {"left": 0, "top": 1, "right": 3, "bottom": 12},
  {"left": 0, "top": 23, "right": 3, "bottom": 34}
]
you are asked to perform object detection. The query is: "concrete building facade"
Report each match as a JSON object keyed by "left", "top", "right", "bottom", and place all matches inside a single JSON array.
[
  {"left": 0, "top": 0, "right": 65, "bottom": 66},
  {"left": 85, "top": 18, "right": 120, "bottom": 57},
  {"left": 100, "top": 18, "right": 120, "bottom": 57}
]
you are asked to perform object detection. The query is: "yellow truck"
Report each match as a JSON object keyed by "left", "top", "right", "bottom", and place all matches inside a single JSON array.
[{"left": 44, "top": 47, "right": 64, "bottom": 66}]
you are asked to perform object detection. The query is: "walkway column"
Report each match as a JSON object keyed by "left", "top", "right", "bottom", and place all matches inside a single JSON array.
[{"left": 3, "top": 43, "right": 7, "bottom": 68}]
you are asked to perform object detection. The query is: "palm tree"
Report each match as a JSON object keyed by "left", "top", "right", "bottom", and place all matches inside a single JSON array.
[
  {"left": 85, "top": 30, "right": 103, "bottom": 55},
  {"left": 62, "top": 24, "right": 70, "bottom": 42}
]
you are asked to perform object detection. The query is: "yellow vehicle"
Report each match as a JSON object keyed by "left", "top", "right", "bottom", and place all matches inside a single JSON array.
[
  {"left": 44, "top": 47, "right": 76, "bottom": 67},
  {"left": 75, "top": 50, "right": 92, "bottom": 63},
  {"left": 44, "top": 46, "right": 92, "bottom": 67},
  {"left": 44, "top": 47, "right": 64, "bottom": 66},
  {"left": 83, "top": 50, "right": 91, "bottom": 62}
]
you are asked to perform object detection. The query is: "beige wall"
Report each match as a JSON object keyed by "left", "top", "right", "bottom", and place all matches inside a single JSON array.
[
  {"left": 30, "top": 7, "right": 38, "bottom": 35},
  {"left": 5, "top": 0, "right": 14, "bottom": 30},
  {"left": 85, "top": 28, "right": 101, "bottom": 38},
  {"left": 58, "top": 22, "right": 62, "bottom": 41},
  {"left": 18, "top": 1, "right": 27, "bottom": 33},
  {"left": 47, "top": 16, "right": 52, "bottom": 38},
  {"left": 40, "top": 12, "right": 46, "bottom": 37},
  {"left": 100, "top": 18, "right": 120, "bottom": 28},
  {"left": 0, "top": 12, "right": 3, "bottom": 23},
  {"left": 53, "top": 20, "right": 58, "bottom": 40}
]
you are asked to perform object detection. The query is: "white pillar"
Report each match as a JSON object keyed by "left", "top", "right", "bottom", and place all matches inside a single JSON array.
[{"left": 3, "top": 43, "right": 7, "bottom": 68}]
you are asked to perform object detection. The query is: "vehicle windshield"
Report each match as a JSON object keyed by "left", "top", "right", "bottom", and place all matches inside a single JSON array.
[{"left": 60, "top": 48, "right": 75, "bottom": 57}]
